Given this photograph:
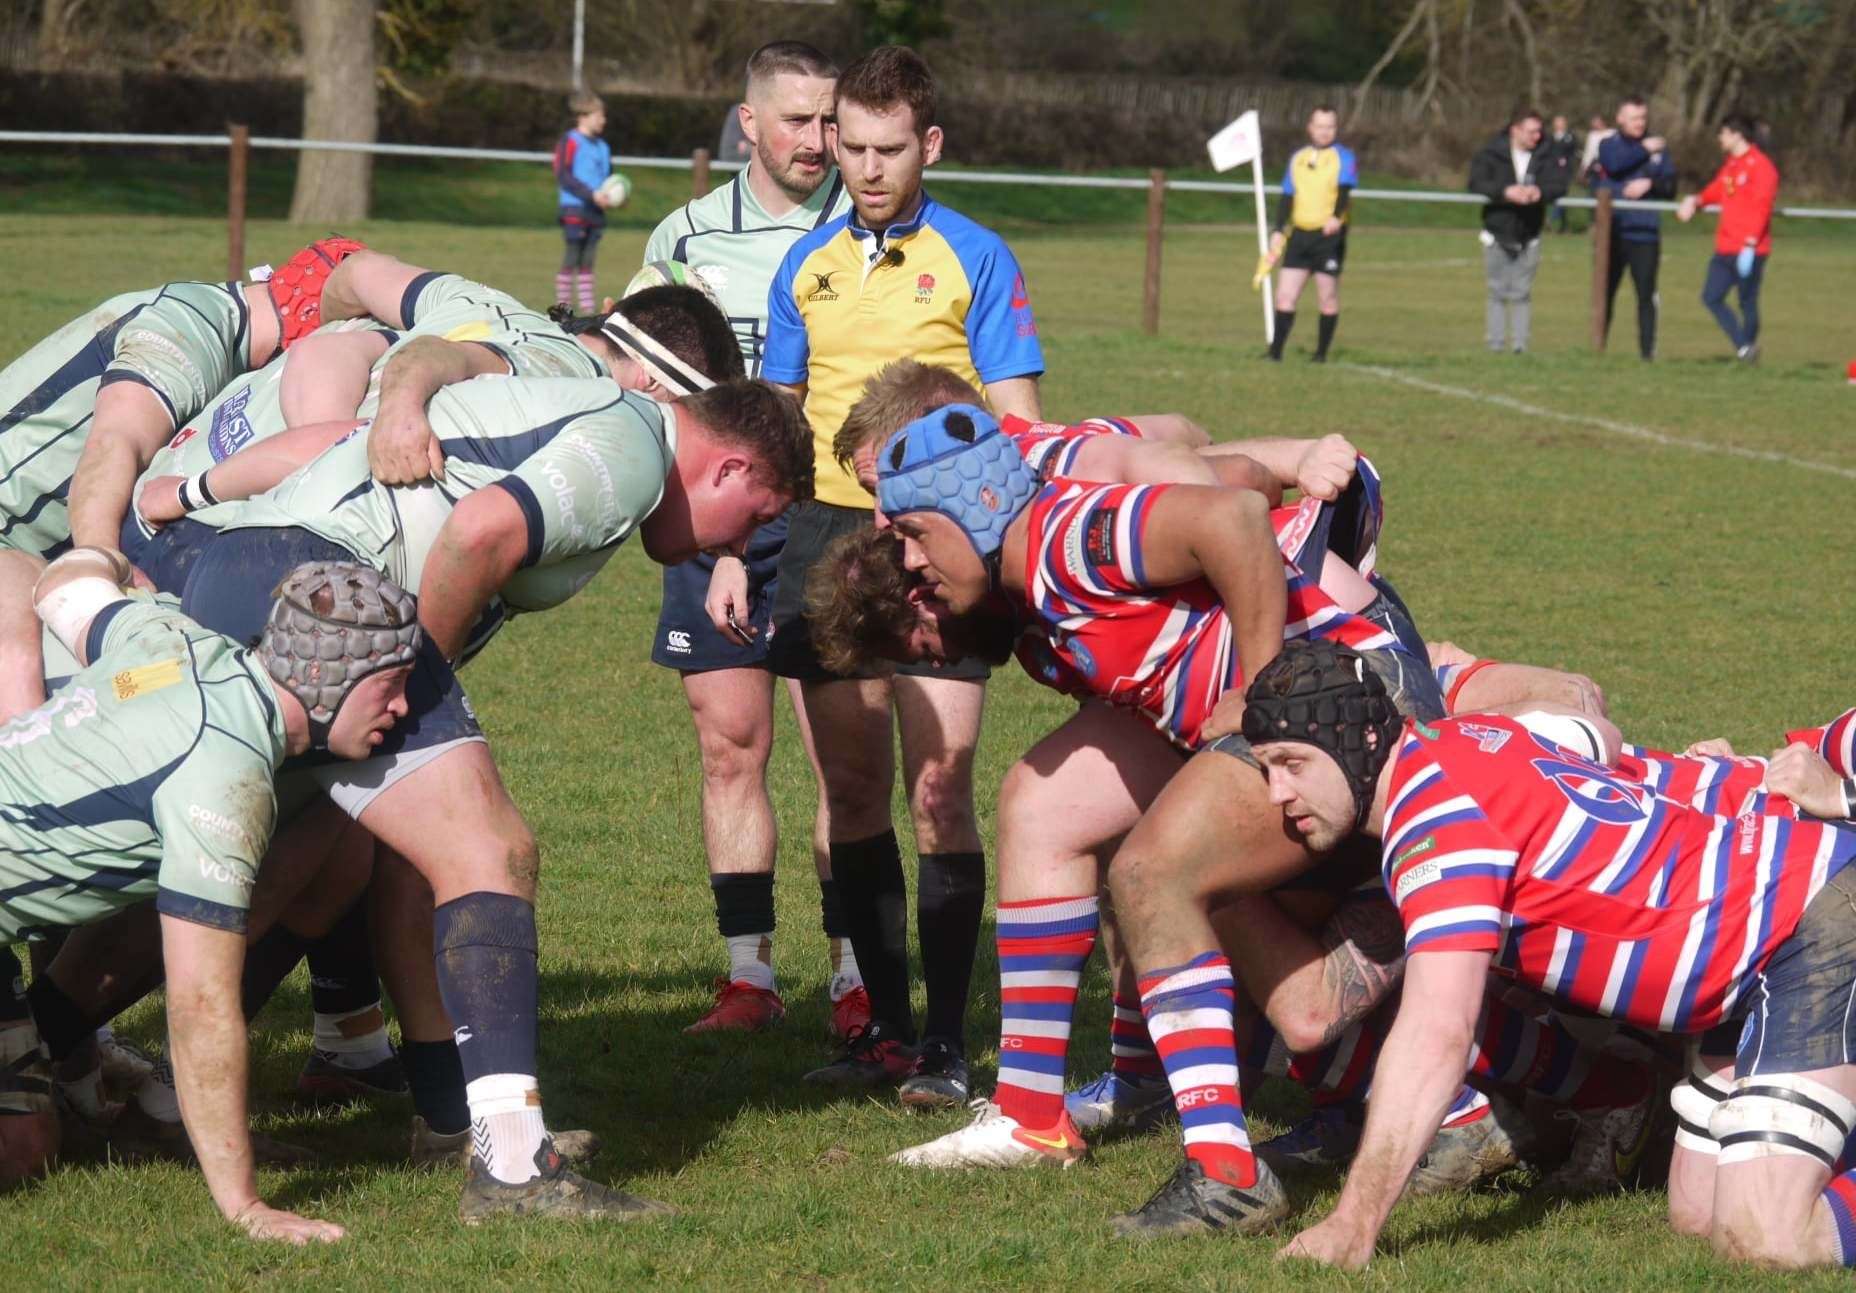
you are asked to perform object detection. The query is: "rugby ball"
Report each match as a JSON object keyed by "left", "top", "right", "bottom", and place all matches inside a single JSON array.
[
  {"left": 625, "top": 259, "right": 720, "bottom": 308},
  {"left": 596, "top": 172, "right": 631, "bottom": 209}
]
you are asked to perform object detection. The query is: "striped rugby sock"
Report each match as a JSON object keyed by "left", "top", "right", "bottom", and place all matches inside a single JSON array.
[
  {"left": 1824, "top": 1172, "right": 1856, "bottom": 1265},
  {"left": 994, "top": 894, "right": 1097, "bottom": 1128},
  {"left": 1258, "top": 1010, "right": 1487, "bottom": 1127},
  {"left": 553, "top": 271, "right": 572, "bottom": 306},
  {"left": 1110, "top": 990, "right": 1163, "bottom": 1082},
  {"left": 1139, "top": 951, "right": 1254, "bottom": 1188},
  {"left": 574, "top": 268, "right": 596, "bottom": 312}
]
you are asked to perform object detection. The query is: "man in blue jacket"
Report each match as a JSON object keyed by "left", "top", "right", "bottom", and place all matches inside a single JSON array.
[{"left": 1594, "top": 96, "right": 1676, "bottom": 360}]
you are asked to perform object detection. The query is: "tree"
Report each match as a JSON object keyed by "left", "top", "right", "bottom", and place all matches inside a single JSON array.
[{"left": 288, "top": 0, "right": 378, "bottom": 224}]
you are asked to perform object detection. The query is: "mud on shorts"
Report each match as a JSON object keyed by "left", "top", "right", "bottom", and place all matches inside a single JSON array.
[
  {"left": 1699, "top": 853, "right": 1856, "bottom": 1077},
  {"left": 767, "top": 500, "right": 991, "bottom": 684},
  {"left": 651, "top": 514, "right": 786, "bottom": 672}
]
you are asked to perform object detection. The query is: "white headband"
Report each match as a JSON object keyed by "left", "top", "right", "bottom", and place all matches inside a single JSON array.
[{"left": 598, "top": 313, "right": 714, "bottom": 396}]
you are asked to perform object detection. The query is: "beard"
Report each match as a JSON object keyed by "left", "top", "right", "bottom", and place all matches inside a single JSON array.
[{"left": 764, "top": 147, "right": 829, "bottom": 202}]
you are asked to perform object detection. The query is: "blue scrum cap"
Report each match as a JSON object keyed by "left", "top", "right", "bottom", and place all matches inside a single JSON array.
[{"left": 873, "top": 404, "right": 1038, "bottom": 559}]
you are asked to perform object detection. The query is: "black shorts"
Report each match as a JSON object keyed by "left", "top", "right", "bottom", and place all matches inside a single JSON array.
[
  {"left": 1283, "top": 227, "right": 1347, "bottom": 276},
  {"left": 651, "top": 514, "right": 787, "bottom": 673},
  {"left": 767, "top": 500, "right": 991, "bottom": 684}
]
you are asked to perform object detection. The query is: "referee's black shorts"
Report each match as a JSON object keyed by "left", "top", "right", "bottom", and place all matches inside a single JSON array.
[
  {"left": 767, "top": 500, "right": 991, "bottom": 684},
  {"left": 1282, "top": 227, "right": 1347, "bottom": 276}
]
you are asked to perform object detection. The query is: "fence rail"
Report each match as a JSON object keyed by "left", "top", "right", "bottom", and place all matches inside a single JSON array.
[{"left": 3, "top": 129, "right": 1851, "bottom": 343}]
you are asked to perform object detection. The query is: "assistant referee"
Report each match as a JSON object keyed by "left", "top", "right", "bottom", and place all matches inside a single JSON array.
[{"left": 1266, "top": 105, "right": 1356, "bottom": 363}]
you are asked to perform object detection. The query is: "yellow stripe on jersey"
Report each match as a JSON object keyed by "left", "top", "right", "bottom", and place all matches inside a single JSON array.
[{"left": 1285, "top": 145, "right": 1359, "bottom": 231}]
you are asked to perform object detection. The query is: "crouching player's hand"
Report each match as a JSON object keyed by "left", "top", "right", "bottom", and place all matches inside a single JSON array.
[
  {"left": 1278, "top": 1215, "right": 1374, "bottom": 1270},
  {"left": 1765, "top": 743, "right": 1849, "bottom": 820},
  {"left": 233, "top": 1200, "right": 346, "bottom": 1246}
]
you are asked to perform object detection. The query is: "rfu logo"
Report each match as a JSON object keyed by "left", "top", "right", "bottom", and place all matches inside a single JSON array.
[
  {"left": 666, "top": 630, "right": 692, "bottom": 653},
  {"left": 807, "top": 271, "right": 841, "bottom": 302}
]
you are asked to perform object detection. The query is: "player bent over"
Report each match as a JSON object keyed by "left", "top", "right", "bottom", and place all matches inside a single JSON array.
[
  {"left": 1251, "top": 642, "right": 1856, "bottom": 1271},
  {"left": 0, "top": 551, "right": 417, "bottom": 1242}
]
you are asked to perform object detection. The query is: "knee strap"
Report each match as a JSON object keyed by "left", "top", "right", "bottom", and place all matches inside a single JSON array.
[
  {"left": 1670, "top": 1052, "right": 1733, "bottom": 1157},
  {"left": 433, "top": 892, "right": 537, "bottom": 956},
  {"left": 1710, "top": 1072, "right": 1856, "bottom": 1169}
]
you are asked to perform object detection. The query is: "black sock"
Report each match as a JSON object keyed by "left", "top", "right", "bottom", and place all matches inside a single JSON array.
[
  {"left": 711, "top": 873, "right": 776, "bottom": 937},
  {"left": 1270, "top": 310, "right": 1296, "bottom": 358},
  {"left": 305, "top": 899, "right": 382, "bottom": 1015},
  {"left": 0, "top": 949, "right": 28, "bottom": 1024},
  {"left": 24, "top": 973, "right": 97, "bottom": 1062},
  {"left": 916, "top": 851, "right": 986, "bottom": 1047},
  {"left": 432, "top": 892, "right": 539, "bottom": 1083},
  {"left": 830, "top": 831, "right": 913, "bottom": 1043},
  {"left": 818, "top": 878, "right": 850, "bottom": 940},
  {"left": 1316, "top": 313, "right": 1339, "bottom": 357},
  {"left": 401, "top": 1038, "right": 470, "bottom": 1135},
  {"left": 239, "top": 924, "right": 315, "bottom": 1021}
]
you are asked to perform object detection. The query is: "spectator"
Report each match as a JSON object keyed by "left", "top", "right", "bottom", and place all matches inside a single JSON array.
[
  {"left": 1579, "top": 112, "right": 1614, "bottom": 184},
  {"left": 1468, "top": 108, "right": 1568, "bottom": 354},
  {"left": 1593, "top": 95, "right": 1676, "bottom": 359},
  {"left": 718, "top": 101, "right": 751, "bottom": 163},
  {"left": 1678, "top": 111, "right": 1780, "bottom": 362},
  {"left": 552, "top": 90, "right": 614, "bottom": 313},
  {"left": 1546, "top": 114, "right": 1577, "bottom": 232}
]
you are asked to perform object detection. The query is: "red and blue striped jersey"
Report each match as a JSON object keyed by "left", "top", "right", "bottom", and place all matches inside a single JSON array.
[
  {"left": 1796, "top": 708, "right": 1856, "bottom": 776},
  {"left": 1012, "top": 479, "right": 1399, "bottom": 750},
  {"left": 1000, "top": 412, "right": 1141, "bottom": 480},
  {"left": 1383, "top": 714, "right": 1856, "bottom": 1035},
  {"left": 1614, "top": 706, "right": 1856, "bottom": 819}
]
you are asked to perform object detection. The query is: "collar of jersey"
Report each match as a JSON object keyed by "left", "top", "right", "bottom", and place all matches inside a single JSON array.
[{"left": 847, "top": 191, "right": 935, "bottom": 244}]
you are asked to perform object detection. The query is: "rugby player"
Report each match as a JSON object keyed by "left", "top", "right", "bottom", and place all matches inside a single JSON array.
[
  {"left": 1262, "top": 106, "right": 1356, "bottom": 363},
  {"left": 640, "top": 41, "right": 862, "bottom": 1035},
  {"left": 1254, "top": 643, "right": 1856, "bottom": 1270},
  {"left": 761, "top": 45, "right": 1045, "bottom": 1105},
  {"left": 0, "top": 552, "right": 419, "bottom": 1242},
  {"left": 0, "top": 237, "right": 363, "bottom": 561}
]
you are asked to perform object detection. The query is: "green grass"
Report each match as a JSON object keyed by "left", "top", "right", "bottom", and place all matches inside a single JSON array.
[{"left": 1, "top": 194, "right": 1855, "bottom": 1288}]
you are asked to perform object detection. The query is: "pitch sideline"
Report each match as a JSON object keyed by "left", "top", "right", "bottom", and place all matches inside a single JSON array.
[{"left": 1339, "top": 361, "right": 1856, "bottom": 482}]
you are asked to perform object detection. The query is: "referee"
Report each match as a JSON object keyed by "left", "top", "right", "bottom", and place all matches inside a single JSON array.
[{"left": 1266, "top": 105, "right": 1356, "bottom": 363}]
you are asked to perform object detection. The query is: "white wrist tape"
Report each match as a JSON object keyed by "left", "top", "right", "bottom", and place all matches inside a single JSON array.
[
  {"left": 177, "top": 469, "right": 218, "bottom": 513},
  {"left": 36, "top": 576, "right": 122, "bottom": 661},
  {"left": 1710, "top": 1072, "right": 1856, "bottom": 1168}
]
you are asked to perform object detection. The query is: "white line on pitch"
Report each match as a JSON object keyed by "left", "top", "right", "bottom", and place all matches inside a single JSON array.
[{"left": 1339, "top": 362, "right": 1856, "bottom": 481}]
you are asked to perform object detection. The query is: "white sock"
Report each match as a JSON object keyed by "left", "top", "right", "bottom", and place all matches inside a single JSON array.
[
  {"left": 313, "top": 1003, "right": 395, "bottom": 1068},
  {"left": 725, "top": 933, "right": 776, "bottom": 990},
  {"left": 136, "top": 1059, "right": 181, "bottom": 1124},
  {"left": 467, "top": 1073, "right": 549, "bottom": 1184},
  {"left": 829, "top": 940, "right": 863, "bottom": 999}
]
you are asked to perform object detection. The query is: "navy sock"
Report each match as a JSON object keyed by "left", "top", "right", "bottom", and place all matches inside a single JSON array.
[
  {"left": 401, "top": 1038, "right": 470, "bottom": 1135},
  {"left": 306, "top": 900, "right": 382, "bottom": 1015},
  {"left": 712, "top": 873, "right": 776, "bottom": 937},
  {"left": 25, "top": 973, "right": 96, "bottom": 1062},
  {"left": 239, "top": 924, "right": 314, "bottom": 1021},
  {"left": 0, "top": 949, "right": 27, "bottom": 1024},
  {"left": 917, "top": 851, "right": 986, "bottom": 1047},
  {"left": 831, "top": 831, "right": 913, "bottom": 1043},
  {"left": 432, "top": 892, "right": 539, "bottom": 1083}
]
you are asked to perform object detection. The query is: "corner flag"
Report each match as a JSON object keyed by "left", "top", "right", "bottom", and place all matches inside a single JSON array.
[{"left": 1207, "top": 110, "right": 1274, "bottom": 344}]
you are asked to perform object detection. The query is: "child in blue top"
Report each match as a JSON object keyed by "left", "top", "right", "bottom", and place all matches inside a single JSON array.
[{"left": 552, "top": 91, "right": 613, "bottom": 313}]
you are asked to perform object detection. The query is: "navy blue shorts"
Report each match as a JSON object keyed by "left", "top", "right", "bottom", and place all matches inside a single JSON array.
[
  {"left": 651, "top": 515, "right": 786, "bottom": 672},
  {"left": 123, "top": 516, "right": 219, "bottom": 596},
  {"left": 1718, "top": 857, "right": 1856, "bottom": 1077},
  {"left": 180, "top": 525, "right": 482, "bottom": 756}
]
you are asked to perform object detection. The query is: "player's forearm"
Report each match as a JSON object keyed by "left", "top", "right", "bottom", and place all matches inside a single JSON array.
[
  {"left": 68, "top": 386, "right": 175, "bottom": 550},
  {"left": 1219, "top": 894, "right": 1405, "bottom": 1052},
  {"left": 161, "top": 919, "right": 262, "bottom": 1226},
  {"left": 378, "top": 337, "right": 497, "bottom": 415},
  {"left": 1195, "top": 490, "right": 1287, "bottom": 682},
  {"left": 420, "top": 520, "right": 525, "bottom": 662},
  {"left": 983, "top": 376, "right": 1041, "bottom": 422},
  {"left": 1217, "top": 437, "right": 1313, "bottom": 490},
  {"left": 208, "top": 420, "right": 365, "bottom": 503},
  {"left": 1200, "top": 450, "right": 1285, "bottom": 504}
]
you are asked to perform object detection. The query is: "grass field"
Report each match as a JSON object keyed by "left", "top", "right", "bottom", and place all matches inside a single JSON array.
[{"left": 1, "top": 166, "right": 1855, "bottom": 1289}]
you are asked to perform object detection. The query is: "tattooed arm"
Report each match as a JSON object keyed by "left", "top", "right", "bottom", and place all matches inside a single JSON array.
[{"left": 1214, "top": 889, "right": 1407, "bottom": 1054}]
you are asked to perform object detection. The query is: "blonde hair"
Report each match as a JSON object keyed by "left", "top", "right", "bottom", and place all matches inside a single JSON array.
[{"left": 832, "top": 359, "right": 982, "bottom": 474}]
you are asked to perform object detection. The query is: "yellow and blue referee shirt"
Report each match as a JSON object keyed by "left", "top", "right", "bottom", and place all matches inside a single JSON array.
[
  {"left": 763, "top": 193, "right": 1044, "bottom": 508},
  {"left": 1282, "top": 145, "right": 1359, "bottom": 231}
]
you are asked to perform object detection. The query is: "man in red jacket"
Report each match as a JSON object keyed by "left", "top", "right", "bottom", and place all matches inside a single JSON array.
[{"left": 1678, "top": 112, "right": 1779, "bottom": 362}]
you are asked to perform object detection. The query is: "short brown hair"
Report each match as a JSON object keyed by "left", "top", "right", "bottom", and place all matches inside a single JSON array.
[
  {"left": 835, "top": 45, "right": 936, "bottom": 134},
  {"left": 804, "top": 527, "right": 916, "bottom": 675},
  {"left": 833, "top": 359, "right": 981, "bottom": 473},
  {"left": 745, "top": 40, "right": 839, "bottom": 99},
  {"left": 568, "top": 91, "right": 604, "bottom": 118},
  {"left": 678, "top": 379, "right": 815, "bottom": 502},
  {"left": 615, "top": 285, "right": 745, "bottom": 385}
]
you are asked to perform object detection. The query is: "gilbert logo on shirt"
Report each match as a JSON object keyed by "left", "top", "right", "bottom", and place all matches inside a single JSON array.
[{"left": 807, "top": 272, "right": 841, "bottom": 302}]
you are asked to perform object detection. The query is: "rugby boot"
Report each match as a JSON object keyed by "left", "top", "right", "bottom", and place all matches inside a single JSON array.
[
  {"left": 458, "top": 1142, "right": 673, "bottom": 1226},
  {"left": 1539, "top": 1088, "right": 1662, "bottom": 1197},
  {"left": 411, "top": 1116, "right": 601, "bottom": 1169},
  {"left": 891, "top": 1099, "right": 1086, "bottom": 1169},
  {"left": 1255, "top": 1103, "right": 1364, "bottom": 1174},
  {"left": 1064, "top": 1069, "right": 1175, "bottom": 1138},
  {"left": 802, "top": 1021, "right": 913, "bottom": 1089},
  {"left": 296, "top": 1047, "right": 410, "bottom": 1103},
  {"left": 828, "top": 984, "right": 872, "bottom": 1043},
  {"left": 1404, "top": 1101, "right": 1521, "bottom": 1198},
  {"left": 1112, "top": 1157, "right": 1292, "bottom": 1239},
  {"left": 684, "top": 979, "right": 786, "bottom": 1034},
  {"left": 897, "top": 1037, "right": 969, "bottom": 1110},
  {"left": 96, "top": 1033, "right": 157, "bottom": 1095}
]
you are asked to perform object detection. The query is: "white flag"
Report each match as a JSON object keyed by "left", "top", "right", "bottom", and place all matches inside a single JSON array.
[{"left": 1206, "top": 109, "right": 1261, "bottom": 173}]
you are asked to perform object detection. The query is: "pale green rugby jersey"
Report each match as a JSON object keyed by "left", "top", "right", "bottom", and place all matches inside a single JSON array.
[
  {"left": 224, "top": 376, "right": 674, "bottom": 616},
  {"left": 135, "top": 274, "right": 606, "bottom": 540},
  {"left": 1, "top": 282, "right": 251, "bottom": 557},
  {"left": 0, "top": 594, "right": 285, "bottom": 941},
  {"left": 645, "top": 164, "right": 849, "bottom": 376}
]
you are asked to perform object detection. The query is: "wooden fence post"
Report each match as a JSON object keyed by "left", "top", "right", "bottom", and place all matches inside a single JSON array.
[
  {"left": 1143, "top": 168, "right": 1166, "bottom": 335},
  {"left": 692, "top": 147, "right": 710, "bottom": 199},
  {"left": 226, "top": 123, "right": 249, "bottom": 281},
  {"left": 1590, "top": 186, "right": 1612, "bottom": 351}
]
